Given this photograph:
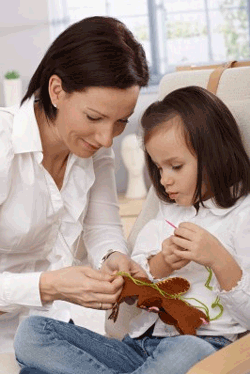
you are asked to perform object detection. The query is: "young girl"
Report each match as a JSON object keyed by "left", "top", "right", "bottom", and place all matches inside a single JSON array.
[{"left": 15, "top": 86, "right": 250, "bottom": 374}]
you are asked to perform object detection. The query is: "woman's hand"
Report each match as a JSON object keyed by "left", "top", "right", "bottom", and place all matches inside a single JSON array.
[
  {"left": 100, "top": 252, "right": 147, "bottom": 278},
  {"left": 162, "top": 236, "right": 190, "bottom": 271},
  {"left": 39, "top": 266, "right": 124, "bottom": 310},
  {"left": 171, "top": 222, "right": 229, "bottom": 268}
]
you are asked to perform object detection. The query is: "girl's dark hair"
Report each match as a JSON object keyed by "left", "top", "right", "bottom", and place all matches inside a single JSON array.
[
  {"left": 141, "top": 85, "right": 250, "bottom": 208},
  {"left": 22, "top": 16, "right": 149, "bottom": 120}
]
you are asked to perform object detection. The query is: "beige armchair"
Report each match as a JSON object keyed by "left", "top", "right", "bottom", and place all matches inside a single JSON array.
[
  {"left": 105, "top": 62, "right": 250, "bottom": 374},
  {"left": 1, "top": 62, "right": 250, "bottom": 373}
]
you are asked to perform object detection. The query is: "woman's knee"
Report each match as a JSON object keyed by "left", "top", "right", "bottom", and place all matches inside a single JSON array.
[
  {"left": 151, "top": 335, "right": 216, "bottom": 374},
  {"left": 14, "top": 316, "right": 53, "bottom": 364}
]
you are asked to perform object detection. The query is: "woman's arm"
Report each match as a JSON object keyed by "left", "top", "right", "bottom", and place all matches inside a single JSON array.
[{"left": 82, "top": 147, "right": 128, "bottom": 269}]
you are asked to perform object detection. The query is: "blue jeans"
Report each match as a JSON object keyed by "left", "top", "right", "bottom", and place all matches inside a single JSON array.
[{"left": 14, "top": 316, "right": 230, "bottom": 374}]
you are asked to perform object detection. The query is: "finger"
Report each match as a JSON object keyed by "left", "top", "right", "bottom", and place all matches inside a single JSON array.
[
  {"left": 84, "top": 275, "right": 123, "bottom": 295},
  {"left": 171, "top": 259, "right": 190, "bottom": 270},
  {"left": 83, "top": 266, "right": 114, "bottom": 282},
  {"left": 86, "top": 301, "right": 114, "bottom": 310},
  {"left": 111, "top": 275, "right": 124, "bottom": 290},
  {"left": 171, "top": 235, "right": 192, "bottom": 251},
  {"left": 130, "top": 261, "right": 148, "bottom": 278},
  {"left": 178, "top": 222, "right": 199, "bottom": 231},
  {"left": 174, "top": 227, "right": 196, "bottom": 241},
  {"left": 173, "top": 248, "right": 192, "bottom": 260}
]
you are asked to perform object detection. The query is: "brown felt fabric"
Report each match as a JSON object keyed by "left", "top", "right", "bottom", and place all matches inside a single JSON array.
[{"left": 109, "top": 276, "right": 208, "bottom": 335}]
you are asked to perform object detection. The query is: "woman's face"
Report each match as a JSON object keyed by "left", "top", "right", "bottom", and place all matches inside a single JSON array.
[{"left": 50, "top": 80, "right": 140, "bottom": 158}]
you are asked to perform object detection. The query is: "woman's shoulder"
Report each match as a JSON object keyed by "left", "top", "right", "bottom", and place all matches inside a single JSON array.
[
  {"left": 0, "top": 107, "right": 16, "bottom": 204},
  {"left": 0, "top": 106, "right": 15, "bottom": 134},
  {"left": 0, "top": 107, "right": 15, "bottom": 155}
]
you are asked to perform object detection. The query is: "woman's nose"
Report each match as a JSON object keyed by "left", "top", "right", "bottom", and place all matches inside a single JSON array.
[{"left": 96, "top": 127, "right": 113, "bottom": 148}]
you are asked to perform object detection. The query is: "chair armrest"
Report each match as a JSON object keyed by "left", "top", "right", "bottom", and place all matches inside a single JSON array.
[{"left": 187, "top": 334, "right": 250, "bottom": 374}]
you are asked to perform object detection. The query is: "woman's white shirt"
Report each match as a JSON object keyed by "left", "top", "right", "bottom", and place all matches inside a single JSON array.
[
  {"left": 130, "top": 196, "right": 250, "bottom": 341},
  {"left": 0, "top": 97, "right": 128, "bottom": 352}
]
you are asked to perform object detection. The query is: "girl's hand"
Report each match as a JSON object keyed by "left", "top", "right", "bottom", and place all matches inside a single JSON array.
[
  {"left": 171, "top": 222, "right": 228, "bottom": 268},
  {"left": 40, "top": 266, "right": 124, "bottom": 310},
  {"left": 162, "top": 236, "right": 190, "bottom": 271},
  {"left": 100, "top": 252, "right": 147, "bottom": 279}
]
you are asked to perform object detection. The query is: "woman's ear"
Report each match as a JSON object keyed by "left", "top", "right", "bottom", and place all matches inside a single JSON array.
[{"left": 48, "top": 75, "right": 64, "bottom": 108}]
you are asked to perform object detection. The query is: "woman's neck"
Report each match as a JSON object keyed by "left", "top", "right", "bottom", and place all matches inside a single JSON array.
[{"left": 34, "top": 103, "right": 69, "bottom": 162}]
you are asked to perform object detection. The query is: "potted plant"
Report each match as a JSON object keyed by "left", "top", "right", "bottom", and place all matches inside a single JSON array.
[{"left": 3, "top": 70, "right": 22, "bottom": 106}]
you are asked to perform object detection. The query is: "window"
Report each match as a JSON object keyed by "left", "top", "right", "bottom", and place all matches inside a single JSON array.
[{"left": 52, "top": 0, "right": 250, "bottom": 84}]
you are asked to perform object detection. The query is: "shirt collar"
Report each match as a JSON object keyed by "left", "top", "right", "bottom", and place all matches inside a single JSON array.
[
  {"left": 201, "top": 196, "right": 244, "bottom": 216},
  {"left": 12, "top": 96, "right": 43, "bottom": 158}
]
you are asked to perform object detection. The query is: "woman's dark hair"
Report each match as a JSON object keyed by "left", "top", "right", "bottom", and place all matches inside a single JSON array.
[
  {"left": 22, "top": 16, "right": 149, "bottom": 120},
  {"left": 141, "top": 85, "right": 250, "bottom": 208}
]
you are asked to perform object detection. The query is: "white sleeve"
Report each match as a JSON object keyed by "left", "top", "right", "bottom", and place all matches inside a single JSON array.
[
  {"left": 83, "top": 147, "right": 128, "bottom": 269},
  {"left": 212, "top": 206, "right": 250, "bottom": 330},
  {"left": 0, "top": 111, "right": 14, "bottom": 205},
  {"left": 0, "top": 113, "right": 45, "bottom": 313},
  {"left": 0, "top": 272, "right": 45, "bottom": 313},
  {"left": 131, "top": 218, "right": 162, "bottom": 280}
]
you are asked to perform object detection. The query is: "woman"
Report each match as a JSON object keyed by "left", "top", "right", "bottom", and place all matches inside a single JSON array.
[{"left": 0, "top": 16, "right": 149, "bottom": 354}]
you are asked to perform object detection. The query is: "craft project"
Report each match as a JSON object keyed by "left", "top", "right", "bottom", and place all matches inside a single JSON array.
[{"left": 109, "top": 273, "right": 210, "bottom": 335}]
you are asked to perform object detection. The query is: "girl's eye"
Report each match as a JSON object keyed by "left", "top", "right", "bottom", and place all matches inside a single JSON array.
[{"left": 172, "top": 165, "right": 182, "bottom": 170}]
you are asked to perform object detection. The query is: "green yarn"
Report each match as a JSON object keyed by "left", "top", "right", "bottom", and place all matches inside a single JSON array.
[
  {"left": 117, "top": 271, "right": 223, "bottom": 322},
  {"left": 210, "top": 296, "right": 224, "bottom": 321},
  {"left": 205, "top": 267, "right": 213, "bottom": 290}
]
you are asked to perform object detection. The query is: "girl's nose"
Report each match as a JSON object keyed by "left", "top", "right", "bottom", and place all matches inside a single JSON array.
[{"left": 160, "top": 172, "right": 174, "bottom": 187}]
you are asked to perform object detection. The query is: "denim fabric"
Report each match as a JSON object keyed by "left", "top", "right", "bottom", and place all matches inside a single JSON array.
[{"left": 15, "top": 316, "right": 230, "bottom": 374}]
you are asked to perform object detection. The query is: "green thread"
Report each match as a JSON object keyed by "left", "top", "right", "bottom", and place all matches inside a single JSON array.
[
  {"left": 209, "top": 296, "right": 224, "bottom": 321},
  {"left": 205, "top": 267, "right": 213, "bottom": 290},
  {"left": 183, "top": 297, "right": 210, "bottom": 319},
  {"left": 117, "top": 271, "right": 224, "bottom": 322}
]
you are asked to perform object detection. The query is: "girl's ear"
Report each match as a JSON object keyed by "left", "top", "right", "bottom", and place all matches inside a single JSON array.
[{"left": 48, "top": 75, "right": 65, "bottom": 108}]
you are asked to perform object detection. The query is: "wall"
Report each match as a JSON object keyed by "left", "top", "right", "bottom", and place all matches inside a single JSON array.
[
  {"left": 0, "top": 0, "right": 51, "bottom": 105},
  {"left": 0, "top": 0, "right": 159, "bottom": 193}
]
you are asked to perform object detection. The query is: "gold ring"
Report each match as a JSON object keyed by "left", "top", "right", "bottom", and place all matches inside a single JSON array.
[{"left": 99, "top": 303, "right": 103, "bottom": 310}]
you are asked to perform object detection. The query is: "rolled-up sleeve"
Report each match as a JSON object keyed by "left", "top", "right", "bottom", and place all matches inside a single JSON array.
[{"left": 83, "top": 147, "right": 128, "bottom": 269}]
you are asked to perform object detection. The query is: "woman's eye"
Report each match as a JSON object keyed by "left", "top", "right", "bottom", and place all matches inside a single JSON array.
[
  {"left": 87, "top": 115, "right": 101, "bottom": 121},
  {"left": 119, "top": 119, "right": 129, "bottom": 124},
  {"left": 172, "top": 165, "right": 182, "bottom": 170}
]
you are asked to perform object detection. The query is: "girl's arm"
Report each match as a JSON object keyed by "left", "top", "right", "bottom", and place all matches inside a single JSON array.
[
  {"left": 171, "top": 215, "right": 250, "bottom": 329},
  {"left": 131, "top": 217, "right": 179, "bottom": 279}
]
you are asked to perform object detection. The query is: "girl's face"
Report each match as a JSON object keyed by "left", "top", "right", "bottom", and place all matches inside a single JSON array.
[
  {"left": 50, "top": 79, "right": 140, "bottom": 158},
  {"left": 146, "top": 118, "right": 204, "bottom": 207}
]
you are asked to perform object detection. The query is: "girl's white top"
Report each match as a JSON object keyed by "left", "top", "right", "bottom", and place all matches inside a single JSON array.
[
  {"left": 130, "top": 196, "right": 250, "bottom": 341},
  {"left": 0, "top": 97, "right": 128, "bottom": 352}
]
